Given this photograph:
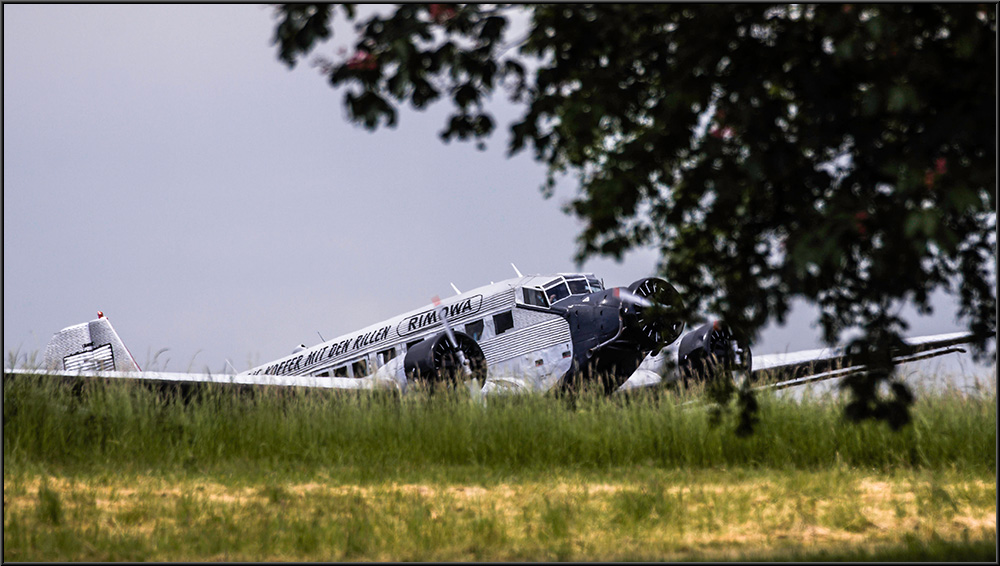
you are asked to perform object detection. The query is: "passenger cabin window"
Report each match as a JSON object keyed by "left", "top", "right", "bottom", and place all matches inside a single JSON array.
[
  {"left": 333, "top": 366, "right": 348, "bottom": 377},
  {"left": 465, "top": 319, "right": 484, "bottom": 340},
  {"left": 351, "top": 359, "right": 368, "bottom": 378},
  {"left": 376, "top": 347, "right": 396, "bottom": 366},
  {"left": 493, "top": 310, "right": 514, "bottom": 335},
  {"left": 522, "top": 287, "right": 549, "bottom": 308}
]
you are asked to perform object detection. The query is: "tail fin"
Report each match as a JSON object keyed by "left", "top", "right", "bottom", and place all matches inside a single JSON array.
[{"left": 42, "top": 311, "right": 140, "bottom": 372}]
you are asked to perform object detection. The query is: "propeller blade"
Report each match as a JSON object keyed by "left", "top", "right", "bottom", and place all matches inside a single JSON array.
[
  {"left": 617, "top": 288, "right": 654, "bottom": 308},
  {"left": 432, "top": 296, "right": 474, "bottom": 380},
  {"left": 432, "top": 296, "right": 459, "bottom": 349}
]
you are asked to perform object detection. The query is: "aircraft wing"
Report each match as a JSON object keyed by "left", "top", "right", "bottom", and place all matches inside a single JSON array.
[
  {"left": 616, "top": 331, "right": 976, "bottom": 394},
  {"left": 750, "top": 331, "right": 975, "bottom": 390},
  {"left": 2, "top": 367, "right": 384, "bottom": 390}
]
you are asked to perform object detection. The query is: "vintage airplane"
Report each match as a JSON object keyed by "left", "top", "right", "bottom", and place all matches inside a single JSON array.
[{"left": 4, "top": 267, "right": 977, "bottom": 396}]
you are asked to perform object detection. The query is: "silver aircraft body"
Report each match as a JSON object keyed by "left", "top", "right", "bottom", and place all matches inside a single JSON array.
[{"left": 6, "top": 269, "right": 978, "bottom": 395}]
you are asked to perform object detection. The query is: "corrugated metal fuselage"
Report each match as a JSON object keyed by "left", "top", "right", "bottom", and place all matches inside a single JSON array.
[{"left": 241, "top": 275, "right": 587, "bottom": 392}]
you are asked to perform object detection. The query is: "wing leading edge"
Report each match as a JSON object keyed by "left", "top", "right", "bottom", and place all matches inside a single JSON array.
[{"left": 750, "top": 331, "right": 975, "bottom": 390}]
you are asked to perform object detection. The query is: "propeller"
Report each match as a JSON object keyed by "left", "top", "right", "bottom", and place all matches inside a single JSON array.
[
  {"left": 620, "top": 277, "right": 686, "bottom": 349},
  {"left": 432, "top": 296, "right": 472, "bottom": 380}
]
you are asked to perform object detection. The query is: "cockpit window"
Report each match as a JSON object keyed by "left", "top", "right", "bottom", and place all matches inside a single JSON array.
[
  {"left": 587, "top": 276, "right": 603, "bottom": 291},
  {"left": 566, "top": 278, "right": 591, "bottom": 295},
  {"left": 544, "top": 281, "right": 571, "bottom": 304},
  {"left": 522, "top": 287, "right": 549, "bottom": 308}
]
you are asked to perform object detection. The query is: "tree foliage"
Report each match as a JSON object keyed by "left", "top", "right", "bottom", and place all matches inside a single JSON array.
[{"left": 272, "top": 4, "right": 996, "bottom": 428}]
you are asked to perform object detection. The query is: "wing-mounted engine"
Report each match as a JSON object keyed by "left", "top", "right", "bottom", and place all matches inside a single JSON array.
[
  {"left": 677, "top": 320, "right": 752, "bottom": 386},
  {"left": 403, "top": 330, "right": 487, "bottom": 389}
]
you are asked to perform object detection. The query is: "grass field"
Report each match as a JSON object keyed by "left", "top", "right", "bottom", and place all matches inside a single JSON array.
[{"left": 3, "top": 372, "right": 996, "bottom": 561}]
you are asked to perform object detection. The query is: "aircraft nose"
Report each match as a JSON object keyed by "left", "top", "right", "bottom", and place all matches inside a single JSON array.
[
  {"left": 615, "top": 278, "right": 686, "bottom": 351},
  {"left": 599, "top": 287, "right": 625, "bottom": 308}
]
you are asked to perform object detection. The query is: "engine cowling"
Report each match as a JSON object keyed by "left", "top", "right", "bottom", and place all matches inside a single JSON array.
[
  {"left": 403, "top": 331, "right": 487, "bottom": 388},
  {"left": 677, "top": 320, "right": 752, "bottom": 385},
  {"left": 619, "top": 277, "right": 686, "bottom": 351}
]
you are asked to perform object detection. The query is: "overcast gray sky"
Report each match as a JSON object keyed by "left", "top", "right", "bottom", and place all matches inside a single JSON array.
[{"left": 4, "top": 4, "right": 992, "bottom": 381}]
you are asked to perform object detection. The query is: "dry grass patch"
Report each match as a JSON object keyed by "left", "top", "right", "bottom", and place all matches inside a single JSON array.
[{"left": 5, "top": 468, "right": 994, "bottom": 561}]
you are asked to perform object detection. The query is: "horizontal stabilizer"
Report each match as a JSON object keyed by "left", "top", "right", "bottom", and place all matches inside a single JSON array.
[{"left": 3, "top": 367, "right": 386, "bottom": 390}]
